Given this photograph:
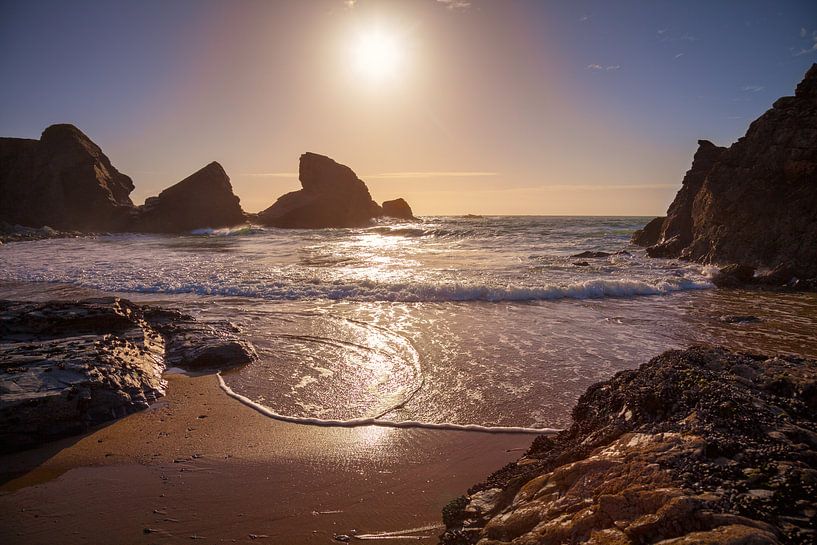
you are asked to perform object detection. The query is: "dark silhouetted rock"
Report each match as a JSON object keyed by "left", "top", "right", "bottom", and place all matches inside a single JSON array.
[
  {"left": 635, "top": 64, "right": 817, "bottom": 281},
  {"left": 0, "top": 297, "right": 256, "bottom": 453},
  {"left": 711, "top": 264, "right": 756, "bottom": 288},
  {"left": 571, "top": 250, "right": 611, "bottom": 258},
  {"left": 441, "top": 346, "right": 817, "bottom": 545},
  {"left": 0, "top": 124, "right": 135, "bottom": 231},
  {"left": 381, "top": 198, "right": 415, "bottom": 220},
  {"left": 257, "top": 153, "right": 383, "bottom": 228},
  {"left": 134, "top": 162, "right": 245, "bottom": 233},
  {"left": 631, "top": 216, "right": 665, "bottom": 246}
]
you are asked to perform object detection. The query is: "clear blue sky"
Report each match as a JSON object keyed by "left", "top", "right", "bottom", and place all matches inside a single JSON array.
[{"left": 1, "top": 0, "right": 815, "bottom": 214}]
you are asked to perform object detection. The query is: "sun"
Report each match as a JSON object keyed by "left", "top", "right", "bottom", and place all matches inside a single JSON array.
[{"left": 351, "top": 28, "right": 403, "bottom": 82}]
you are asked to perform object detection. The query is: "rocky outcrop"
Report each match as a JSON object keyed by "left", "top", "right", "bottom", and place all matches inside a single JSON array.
[
  {"left": 0, "top": 298, "right": 256, "bottom": 453},
  {"left": 382, "top": 198, "right": 416, "bottom": 220},
  {"left": 441, "top": 346, "right": 817, "bottom": 545},
  {"left": 630, "top": 216, "right": 665, "bottom": 247},
  {"left": 257, "top": 153, "right": 383, "bottom": 228},
  {"left": 134, "top": 162, "right": 246, "bottom": 233},
  {"left": 635, "top": 64, "right": 817, "bottom": 281},
  {"left": 0, "top": 124, "right": 135, "bottom": 231}
]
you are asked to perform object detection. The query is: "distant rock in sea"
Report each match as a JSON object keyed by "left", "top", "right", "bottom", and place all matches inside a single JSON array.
[
  {"left": 0, "top": 124, "right": 135, "bottom": 231},
  {"left": 134, "top": 161, "right": 246, "bottom": 233},
  {"left": 441, "top": 346, "right": 817, "bottom": 545},
  {"left": 0, "top": 297, "right": 256, "bottom": 453},
  {"left": 381, "top": 198, "right": 415, "bottom": 220},
  {"left": 634, "top": 63, "right": 817, "bottom": 283},
  {"left": 257, "top": 152, "right": 385, "bottom": 228}
]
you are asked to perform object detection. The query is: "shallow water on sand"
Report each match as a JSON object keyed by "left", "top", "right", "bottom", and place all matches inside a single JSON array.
[{"left": 2, "top": 216, "right": 816, "bottom": 430}]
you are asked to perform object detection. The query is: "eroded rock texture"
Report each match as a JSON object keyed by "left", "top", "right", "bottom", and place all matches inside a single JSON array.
[
  {"left": 0, "top": 124, "right": 135, "bottom": 231},
  {"left": 134, "top": 162, "right": 246, "bottom": 233},
  {"left": 382, "top": 198, "right": 416, "bottom": 220},
  {"left": 257, "top": 152, "right": 384, "bottom": 228},
  {"left": 0, "top": 298, "right": 256, "bottom": 452},
  {"left": 634, "top": 64, "right": 817, "bottom": 281},
  {"left": 441, "top": 346, "right": 817, "bottom": 545}
]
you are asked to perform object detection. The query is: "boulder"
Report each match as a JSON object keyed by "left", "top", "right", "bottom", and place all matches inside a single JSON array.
[
  {"left": 634, "top": 64, "right": 817, "bottom": 279},
  {"left": 134, "top": 162, "right": 245, "bottom": 233},
  {"left": 441, "top": 346, "right": 817, "bottom": 545},
  {"left": 631, "top": 216, "right": 665, "bottom": 246},
  {"left": 0, "top": 297, "right": 256, "bottom": 452},
  {"left": 711, "top": 264, "right": 756, "bottom": 288},
  {"left": 257, "top": 153, "right": 383, "bottom": 228},
  {"left": 381, "top": 198, "right": 415, "bottom": 220},
  {"left": 0, "top": 124, "right": 135, "bottom": 231}
]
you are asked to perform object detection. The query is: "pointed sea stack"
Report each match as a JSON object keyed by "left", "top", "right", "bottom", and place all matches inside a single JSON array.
[
  {"left": 134, "top": 162, "right": 245, "bottom": 233},
  {"left": 0, "top": 124, "right": 135, "bottom": 231},
  {"left": 257, "top": 153, "right": 384, "bottom": 228},
  {"left": 634, "top": 63, "right": 817, "bottom": 281}
]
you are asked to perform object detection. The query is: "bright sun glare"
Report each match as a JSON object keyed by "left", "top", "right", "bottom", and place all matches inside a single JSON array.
[{"left": 351, "top": 28, "right": 403, "bottom": 82}]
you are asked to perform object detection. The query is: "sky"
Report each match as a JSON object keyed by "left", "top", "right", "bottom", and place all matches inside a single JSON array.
[{"left": 1, "top": 0, "right": 815, "bottom": 215}]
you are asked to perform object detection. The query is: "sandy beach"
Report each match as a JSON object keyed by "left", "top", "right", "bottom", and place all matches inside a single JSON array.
[{"left": 0, "top": 372, "right": 531, "bottom": 545}]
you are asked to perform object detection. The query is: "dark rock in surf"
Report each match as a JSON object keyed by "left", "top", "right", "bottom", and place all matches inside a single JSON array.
[
  {"left": 133, "top": 162, "right": 246, "bottom": 233},
  {"left": 0, "top": 124, "right": 135, "bottom": 231},
  {"left": 631, "top": 216, "right": 664, "bottom": 247},
  {"left": 719, "top": 314, "right": 761, "bottom": 324},
  {"left": 0, "top": 298, "right": 256, "bottom": 453},
  {"left": 257, "top": 153, "right": 383, "bottom": 228},
  {"left": 441, "top": 346, "right": 817, "bottom": 545},
  {"left": 711, "top": 264, "right": 756, "bottom": 288},
  {"left": 381, "top": 198, "right": 415, "bottom": 220},
  {"left": 635, "top": 64, "right": 817, "bottom": 280},
  {"left": 571, "top": 251, "right": 611, "bottom": 258}
]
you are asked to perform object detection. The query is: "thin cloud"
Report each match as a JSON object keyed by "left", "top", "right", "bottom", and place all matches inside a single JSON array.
[
  {"left": 241, "top": 172, "right": 298, "bottom": 178},
  {"left": 741, "top": 85, "right": 764, "bottom": 92},
  {"left": 674, "top": 53, "right": 684, "bottom": 59},
  {"left": 801, "top": 27, "right": 807, "bottom": 38},
  {"left": 367, "top": 171, "right": 499, "bottom": 179},
  {"left": 437, "top": 0, "right": 471, "bottom": 9},
  {"left": 343, "top": 0, "right": 356, "bottom": 8},
  {"left": 587, "top": 64, "right": 620, "bottom": 71},
  {"left": 680, "top": 33, "right": 697, "bottom": 42}
]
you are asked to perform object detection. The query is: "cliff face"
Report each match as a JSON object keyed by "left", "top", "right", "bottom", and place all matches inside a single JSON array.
[
  {"left": 134, "top": 161, "right": 246, "bottom": 233},
  {"left": 635, "top": 64, "right": 817, "bottom": 279},
  {"left": 0, "top": 124, "right": 135, "bottom": 231},
  {"left": 257, "top": 152, "right": 384, "bottom": 228},
  {"left": 441, "top": 346, "right": 817, "bottom": 545}
]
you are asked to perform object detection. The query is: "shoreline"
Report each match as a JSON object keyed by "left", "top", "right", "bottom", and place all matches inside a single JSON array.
[{"left": 1, "top": 372, "right": 532, "bottom": 544}]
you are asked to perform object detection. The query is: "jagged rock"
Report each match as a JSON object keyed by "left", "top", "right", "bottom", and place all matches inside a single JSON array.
[
  {"left": 134, "top": 162, "right": 245, "bottom": 233},
  {"left": 0, "top": 124, "right": 135, "bottom": 231},
  {"left": 571, "top": 251, "right": 612, "bottom": 258},
  {"left": 711, "top": 264, "right": 757, "bottom": 288},
  {"left": 257, "top": 153, "right": 383, "bottom": 228},
  {"left": 381, "top": 198, "right": 415, "bottom": 220},
  {"left": 631, "top": 216, "right": 665, "bottom": 247},
  {"left": 0, "top": 298, "right": 256, "bottom": 452},
  {"left": 635, "top": 64, "right": 817, "bottom": 280},
  {"left": 441, "top": 346, "right": 817, "bottom": 545}
]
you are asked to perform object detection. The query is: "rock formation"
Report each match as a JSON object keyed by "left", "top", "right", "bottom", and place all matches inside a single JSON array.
[
  {"left": 134, "top": 162, "right": 246, "bottom": 233},
  {"left": 257, "top": 153, "right": 384, "bottom": 228},
  {"left": 633, "top": 64, "right": 817, "bottom": 282},
  {"left": 630, "top": 216, "right": 665, "bottom": 247},
  {"left": 382, "top": 198, "right": 415, "bottom": 220},
  {"left": 0, "top": 297, "right": 256, "bottom": 453},
  {"left": 0, "top": 124, "right": 135, "bottom": 231},
  {"left": 441, "top": 346, "right": 817, "bottom": 545}
]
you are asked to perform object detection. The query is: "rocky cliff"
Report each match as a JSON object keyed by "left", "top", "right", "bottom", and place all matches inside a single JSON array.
[
  {"left": 0, "top": 124, "right": 135, "bottom": 231},
  {"left": 634, "top": 64, "right": 817, "bottom": 280},
  {"left": 257, "top": 152, "right": 384, "bottom": 228},
  {"left": 441, "top": 346, "right": 817, "bottom": 545},
  {"left": 0, "top": 298, "right": 256, "bottom": 453},
  {"left": 134, "top": 161, "right": 246, "bottom": 232}
]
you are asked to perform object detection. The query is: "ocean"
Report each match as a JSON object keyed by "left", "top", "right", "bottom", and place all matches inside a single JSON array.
[{"left": 2, "top": 216, "right": 816, "bottom": 431}]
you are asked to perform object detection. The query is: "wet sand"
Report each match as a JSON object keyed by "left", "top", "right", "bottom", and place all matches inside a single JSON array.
[{"left": 0, "top": 373, "right": 532, "bottom": 545}]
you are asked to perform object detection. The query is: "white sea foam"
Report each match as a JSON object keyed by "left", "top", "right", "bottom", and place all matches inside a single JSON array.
[{"left": 217, "top": 373, "right": 560, "bottom": 435}]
